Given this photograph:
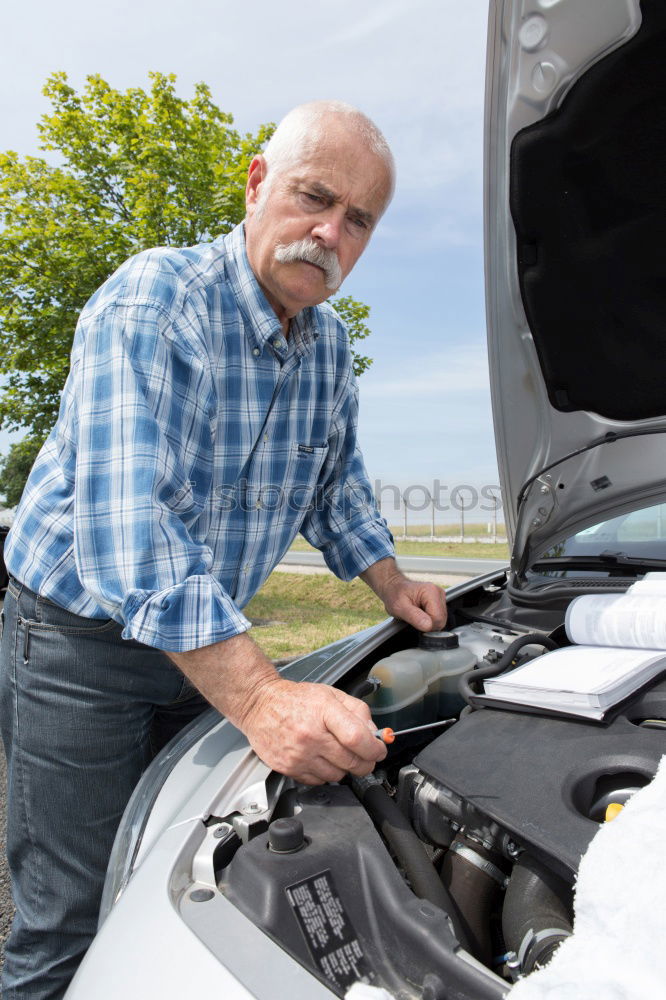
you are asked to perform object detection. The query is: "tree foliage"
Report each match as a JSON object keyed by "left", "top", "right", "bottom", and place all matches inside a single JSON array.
[
  {"left": 0, "top": 72, "right": 374, "bottom": 449},
  {"left": 0, "top": 436, "right": 44, "bottom": 508},
  {"left": 331, "top": 295, "right": 373, "bottom": 377}
]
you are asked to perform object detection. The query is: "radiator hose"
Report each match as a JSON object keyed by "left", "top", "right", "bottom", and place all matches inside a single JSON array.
[
  {"left": 459, "top": 633, "right": 558, "bottom": 705},
  {"left": 502, "top": 854, "right": 573, "bottom": 973},
  {"left": 439, "top": 833, "right": 510, "bottom": 966},
  {"left": 352, "top": 776, "right": 472, "bottom": 952}
]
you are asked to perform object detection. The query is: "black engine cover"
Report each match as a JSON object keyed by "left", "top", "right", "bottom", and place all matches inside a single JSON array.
[
  {"left": 414, "top": 681, "right": 666, "bottom": 879},
  {"left": 221, "top": 784, "right": 505, "bottom": 999}
]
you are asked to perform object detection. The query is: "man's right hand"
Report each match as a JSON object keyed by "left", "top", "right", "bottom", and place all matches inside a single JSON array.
[
  {"left": 168, "top": 632, "right": 387, "bottom": 785},
  {"left": 237, "top": 677, "right": 387, "bottom": 784}
]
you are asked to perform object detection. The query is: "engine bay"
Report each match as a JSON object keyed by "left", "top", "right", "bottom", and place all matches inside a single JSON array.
[{"left": 180, "top": 581, "right": 666, "bottom": 999}]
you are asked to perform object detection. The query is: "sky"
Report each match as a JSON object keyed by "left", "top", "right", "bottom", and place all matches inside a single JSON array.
[{"left": 0, "top": 0, "right": 500, "bottom": 524}]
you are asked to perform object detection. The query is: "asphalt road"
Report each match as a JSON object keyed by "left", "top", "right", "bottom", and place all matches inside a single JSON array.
[{"left": 280, "top": 550, "right": 508, "bottom": 576}]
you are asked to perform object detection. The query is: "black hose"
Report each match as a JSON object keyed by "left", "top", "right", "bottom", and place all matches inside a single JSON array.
[
  {"left": 502, "top": 855, "right": 572, "bottom": 973},
  {"left": 355, "top": 779, "right": 472, "bottom": 952},
  {"left": 347, "top": 676, "right": 379, "bottom": 700},
  {"left": 459, "top": 633, "right": 559, "bottom": 705},
  {"left": 439, "top": 834, "right": 510, "bottom": 966}
]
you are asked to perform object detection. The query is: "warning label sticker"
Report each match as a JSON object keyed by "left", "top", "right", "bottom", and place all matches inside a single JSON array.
[{"left": 285, "top": 869, "right": 373, "bottom": 992}]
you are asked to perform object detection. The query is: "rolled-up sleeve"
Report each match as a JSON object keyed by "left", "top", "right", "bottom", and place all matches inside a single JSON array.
[
  {"left": 299, "top": 368, "right": 395, "bottom": 580},
  {"left": 72, "top": 296, "right": 251, "bottom": 652}
]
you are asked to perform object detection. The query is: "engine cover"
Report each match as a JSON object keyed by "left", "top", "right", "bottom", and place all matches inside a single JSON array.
[
  {"left": 220, "top": 784, "right": 505, "bottom": 999},
  {"left": 414, "top": 680, "right": 666, "bottom": 879}
]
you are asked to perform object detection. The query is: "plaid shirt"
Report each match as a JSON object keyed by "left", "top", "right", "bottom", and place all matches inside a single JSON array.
[{"left": 5, "top": 224, "right": 394, "bottom": 651}]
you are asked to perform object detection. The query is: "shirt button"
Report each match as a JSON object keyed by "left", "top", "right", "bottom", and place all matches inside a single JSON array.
[
  {"left": 243, "top": 564, "right": 250, "bottom": 573},
  {"left": 252, "top": 348, "right": 260, "bottom": 357},
  {"left": 255, "top": 500, "right": 262, "bottom": 509},
  {"left": 273, "top": 338, "right": 282, "bottom": 348}
]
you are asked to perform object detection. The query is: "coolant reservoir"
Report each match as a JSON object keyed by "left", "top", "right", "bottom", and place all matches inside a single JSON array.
[{"left": 365, "top": 631, "right": 476, "bottom": 730}]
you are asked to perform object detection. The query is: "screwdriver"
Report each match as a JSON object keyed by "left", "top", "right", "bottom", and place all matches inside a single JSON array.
[{"left": 374, "top": 718, "right": 455, "bottom": 744}]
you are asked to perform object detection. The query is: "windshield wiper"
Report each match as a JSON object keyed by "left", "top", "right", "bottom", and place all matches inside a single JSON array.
[{"left": 532, "top": 550, "right": 666, "bottom": 576}]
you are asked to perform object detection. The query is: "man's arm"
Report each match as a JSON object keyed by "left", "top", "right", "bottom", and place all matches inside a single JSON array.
[
  {"left": 360, "top": 557, "right": 447, "bottom": 632},
  {"left": 169, "top": 633, "right": 387, "bottom": 785}
]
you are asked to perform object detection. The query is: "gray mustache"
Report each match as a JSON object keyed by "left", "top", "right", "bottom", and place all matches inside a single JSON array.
[{"left": 274, "top": 238, "right": 342, "bottom": 291}]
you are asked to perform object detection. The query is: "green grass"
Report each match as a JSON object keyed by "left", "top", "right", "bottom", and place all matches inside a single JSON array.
[
  {"left": 245, "top": 572, "right": 393, "bottom": 661},
  {"left": 397, "top": 540, "right": 508, "bottom": 559},
  {"left": 388, "top": 522, "right": 506, "bottom": 539}
]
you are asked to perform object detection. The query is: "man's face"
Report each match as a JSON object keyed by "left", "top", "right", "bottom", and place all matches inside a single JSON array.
[{"left": 244, "top": 120, "right": 392, "bottom": 323}]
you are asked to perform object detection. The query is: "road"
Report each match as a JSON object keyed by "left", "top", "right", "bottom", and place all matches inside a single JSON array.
[{"left": 279, "top": 550, "right": 507, "bottom": 577}]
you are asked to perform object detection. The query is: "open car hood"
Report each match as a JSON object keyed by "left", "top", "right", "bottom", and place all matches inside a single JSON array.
[{"left": 484, "top": 0, "right": 666, "bottom": 577}]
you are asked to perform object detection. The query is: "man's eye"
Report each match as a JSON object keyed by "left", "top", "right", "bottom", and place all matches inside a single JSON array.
[
  {"left": 347, "top": 216, "right": 369, "bottom": 234},
  {"left": 300, "top": 191, "right": 325, "bottom": 207}
]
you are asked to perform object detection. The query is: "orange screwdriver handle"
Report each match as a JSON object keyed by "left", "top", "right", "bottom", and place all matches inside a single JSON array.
[{"left": 375, "top": 728, "right": 395, "bottom": 744}]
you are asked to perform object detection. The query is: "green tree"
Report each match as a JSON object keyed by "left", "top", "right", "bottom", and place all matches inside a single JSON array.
[
  {"left": 331, "top": 295, "right": 373, "bottom": 377},
  {"left": 0, "top": 436, "right": 43, "bottom": 508},
  {"left": 0, "top": 72, "right": 375, "bottom": 454}
]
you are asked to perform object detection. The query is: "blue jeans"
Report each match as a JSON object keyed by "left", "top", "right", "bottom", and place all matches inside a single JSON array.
[{"left": 0, "top": 578, "right": 210, "bottom": 999}]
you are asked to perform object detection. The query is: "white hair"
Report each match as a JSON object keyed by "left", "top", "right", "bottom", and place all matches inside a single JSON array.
[{"left": 259, "top": 100, "right": 395, "bottom": 203}]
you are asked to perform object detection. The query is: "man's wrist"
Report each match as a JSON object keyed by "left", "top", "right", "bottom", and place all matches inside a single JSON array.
[
  {"left": 359, "top": 556, "right": 405, "bottom": 601},
  {"left": 167, "top": 631, "right": 281, "bottom": 730}
]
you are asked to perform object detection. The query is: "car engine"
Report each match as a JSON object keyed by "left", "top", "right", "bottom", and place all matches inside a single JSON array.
[{"left": 203, "top": 614, "right": 666, "bottom": 999}]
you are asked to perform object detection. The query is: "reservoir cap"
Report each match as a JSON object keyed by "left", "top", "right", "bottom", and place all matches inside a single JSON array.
[{"left": 419, "top": 630, "right": 459, "bottom": 651}]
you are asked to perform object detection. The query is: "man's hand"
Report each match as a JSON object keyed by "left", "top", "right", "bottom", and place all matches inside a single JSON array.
[
  {"left": 360, "top": 557, "right": 447, "bottom": 632},
  {"left": 168, "top": 633, "right": 386, "bottom": 785},
  {"left": 236, "top": 677, "right": 386, "bottom": 785}
]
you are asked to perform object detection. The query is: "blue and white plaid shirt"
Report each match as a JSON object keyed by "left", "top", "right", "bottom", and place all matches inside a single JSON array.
[{"left": 6, "top": 223, "right": 394, "bottom": 651}]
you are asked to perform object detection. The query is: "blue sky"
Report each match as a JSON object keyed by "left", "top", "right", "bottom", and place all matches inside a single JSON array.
[{"left": 1, "top": 0, "right": 499, "bottom": 522}]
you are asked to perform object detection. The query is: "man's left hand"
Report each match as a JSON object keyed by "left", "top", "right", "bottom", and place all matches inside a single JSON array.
[{"left": 360, "top": 558, "right": 447, "bottom": 632}]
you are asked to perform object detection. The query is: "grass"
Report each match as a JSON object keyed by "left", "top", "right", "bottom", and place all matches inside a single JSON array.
[
  {"left": 390, "top": 540, "right": 508, "bottom": 559},
  {"left": 388, "top": 522, "right": 506, "bottom": 539},
  {"left": 245, "top": 572, "right": 394, "bottom": 661},
  {"left": 254, "top": 523, "right": 510, "bottom": 660}
]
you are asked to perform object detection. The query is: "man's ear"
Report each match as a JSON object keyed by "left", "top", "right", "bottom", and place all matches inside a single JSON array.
[{"left": 245, "top": 155, "right": 268, "bottom": 216}]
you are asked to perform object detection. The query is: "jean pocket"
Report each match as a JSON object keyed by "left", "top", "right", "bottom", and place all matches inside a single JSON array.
[
  {"left": 19, "top": 607, "right": 117, "bottom": 637},
  {"left": 18, "top": 613, "right": 118, "bottom": 665}
]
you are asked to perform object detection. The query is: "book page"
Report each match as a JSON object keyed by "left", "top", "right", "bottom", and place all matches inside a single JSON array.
[
  {"left": 628, "top": 579, "right": 666, "bottom": 596},
  {"left": 484, "top": 645, "right": 666, "bottom": 698},
  {"left": 565, "top": 594, "right": 666, "bottom": 649}
]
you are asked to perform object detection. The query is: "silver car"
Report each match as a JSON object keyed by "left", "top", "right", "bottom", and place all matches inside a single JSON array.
[{"left": 66, "top": 1, "right": 666, "bottom": 996}]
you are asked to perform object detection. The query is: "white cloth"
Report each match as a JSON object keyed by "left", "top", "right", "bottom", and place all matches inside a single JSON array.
[
  {"left": 345, "top": 985, "right": 396, "bottom": 1000},
  {"left": 510, "top": 754, "right": 666, "bottom": 999}
]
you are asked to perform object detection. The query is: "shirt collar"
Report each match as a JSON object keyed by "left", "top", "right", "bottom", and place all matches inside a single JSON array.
[{"left": 219, "top": 223, "right": 320, "bottom": 359}]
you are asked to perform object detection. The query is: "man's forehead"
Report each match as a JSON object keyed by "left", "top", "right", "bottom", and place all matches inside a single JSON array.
[
  {"left": 285, "top": 150, "right": 391, "bottom": 213},
  {"left": 290, "top": 176, "right": 379, "bottom": 225}
]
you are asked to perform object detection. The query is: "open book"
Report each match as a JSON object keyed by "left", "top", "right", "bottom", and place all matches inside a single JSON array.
[{"left": 483, "top": 573, "right": 666, "bottom": 720}]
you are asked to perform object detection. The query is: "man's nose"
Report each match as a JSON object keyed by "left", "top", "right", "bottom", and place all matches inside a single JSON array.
[{"left": 311, "top": 211, "right": 343, "bottom": 249}]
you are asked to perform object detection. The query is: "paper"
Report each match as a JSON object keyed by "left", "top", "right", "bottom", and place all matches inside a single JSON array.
[
  {"left": 483, "top": 588, "right": 666, "bottom": 719},
  {"left": 484, "top": 646, "right": 666, "bottom": 717},
  {"left": 565, "top": 593, "right": 666, "bottom": 648}
]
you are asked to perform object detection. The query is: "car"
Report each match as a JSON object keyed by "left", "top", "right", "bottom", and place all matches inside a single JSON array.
[
  {"left": 0, "top": 525, "right": 9, "bottom": 596},
  {"left": 65, "top": 1, "right": 666, "bottom": 997}
]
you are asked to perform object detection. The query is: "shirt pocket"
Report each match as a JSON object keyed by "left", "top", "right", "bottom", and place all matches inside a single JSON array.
[{"left": 284, "top": 443, "right": 329, "bottom": 515}]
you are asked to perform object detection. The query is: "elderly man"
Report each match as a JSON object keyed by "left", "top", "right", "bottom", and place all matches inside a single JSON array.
[{"left": 0, "top": 101, "right": 446, "bottom": 998}]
